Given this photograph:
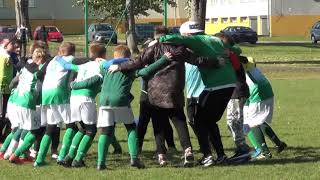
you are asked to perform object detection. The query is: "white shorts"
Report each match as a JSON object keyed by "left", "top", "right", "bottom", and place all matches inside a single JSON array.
[
  {"left": 71, "top": 96, "right": 97, "bottom": 125},
  {"left": 97, "top": 106, "right": 134, "bottom": 128},
  {"left": 16, "top": 106, "right": 40, "bottom": 130},
  {"left": 41, "top": 104, "right": 71, "bottom": 125},
  {"left": 243, "top": 97, "right": 274, "bottom": 128},
  {"left": 7, "top": 102, "right": 20, "bottom": 129}
]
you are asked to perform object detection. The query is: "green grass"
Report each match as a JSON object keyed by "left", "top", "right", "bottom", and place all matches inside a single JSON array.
[
  {"left": 259, "top": 36, "right": 309, "bottom": 42},
  {"left": 1, "top": 64, "right": 320, "bottom": 179}
]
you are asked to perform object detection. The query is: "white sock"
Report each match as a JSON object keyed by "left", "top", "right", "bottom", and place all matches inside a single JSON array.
[{"left": 4, "top": 140, "right": 18, "bottom": 159}]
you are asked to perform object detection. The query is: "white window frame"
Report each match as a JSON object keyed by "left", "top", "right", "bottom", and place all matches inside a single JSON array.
[
  {"left": 29, "top": 0, "right": 36, "bottom": 8},
  {"left": 230, "top": 17, "right": 237, "bottom": 23},
  {"left": 212, "top": 18, "right": 219, "bottom": 24},
  {"left": 222, "top": 18, "right": 229, "bottom": 24},
  {"left": 0, "top": 0, "right": 4, "bottom": 8}
]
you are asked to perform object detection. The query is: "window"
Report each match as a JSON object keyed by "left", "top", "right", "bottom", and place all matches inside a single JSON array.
[
  {"left": 0, "top": 0, "right": 4, "bottom": 8},
  {"left": 230, "top": 17, "right": 237, "bottom": 23},
  {"left": 222, "top": 18, "right": 228, "bottom": 24},
  {"left": 212, "top": 18, "right": 219, "bottom": 24},
  {"left": 240, "top": 17, "right": 248, "bottom": 23},
  {"left": 205, "top": 18, "right": 210, "bottom": 23},
  {"left": 29, "top": 0, "right": 36, "bottom": 8}
]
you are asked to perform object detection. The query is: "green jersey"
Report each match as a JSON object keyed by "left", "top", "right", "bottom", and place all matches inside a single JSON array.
[
  {"left": 12, "top": 62, "right": 41, "bottom": 110},
  {"left": 246, "top": 67, "right": 274, "bottom": 104},
  {"left": 99, "top": 70, "right": 135, "bottom": 107},
  {"left": 71, "top": 60, "right": 104, "bottom": 99},
  {"left": 42, "top": 56, "right": 74, "bottom": 105},
  {"left": 0, "top": 52, "right": 13, "bottom": 94},
  {"left": 160, "top": 35, "right": 236, "bottom": 90}
]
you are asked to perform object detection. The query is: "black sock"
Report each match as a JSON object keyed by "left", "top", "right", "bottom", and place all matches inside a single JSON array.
[{"left": 259, "top": 122, "right": 282, "bottom": 147}]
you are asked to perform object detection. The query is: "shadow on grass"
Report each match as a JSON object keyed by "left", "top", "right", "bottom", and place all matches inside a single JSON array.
[
  {"left": 243, "top": 42, "right": 319, "bottom": 48},
  {"left": 257, "top": 61, "right": 320, "bottom": 65},
  {"left": 228, "top": 146, "right": 320, "bottom": 166}
]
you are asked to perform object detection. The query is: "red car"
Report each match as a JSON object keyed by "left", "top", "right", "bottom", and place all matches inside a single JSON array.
[{"left": 33, "top": 26, "right": 63, "bottom": 42}]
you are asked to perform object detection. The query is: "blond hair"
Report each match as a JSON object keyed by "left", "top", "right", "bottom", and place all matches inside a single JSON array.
[
  {"left": 32, "top": 48, "right": 46, "bottom": 63},
  {"left": 58, "top": 42, "right": 76, "bottom": 56},
  {"left": 114, "top": 45, "right": 131, "bottom": 58}
]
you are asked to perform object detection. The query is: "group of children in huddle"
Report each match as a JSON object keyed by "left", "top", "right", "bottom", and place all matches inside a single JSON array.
[{"left": 0, "top": 21, "right": 287, "bottom": 170}]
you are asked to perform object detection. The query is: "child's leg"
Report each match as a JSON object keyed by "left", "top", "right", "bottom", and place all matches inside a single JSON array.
[
  {"left": 12, "top": 129, "right": 43, "bottom": 158},
  {"left": 33, "top": 126, "right": 46, "bottom": 152},
  {"left": 111, "top": 135, "right": 122, "bottom": 154},
  {"left": 35, "top": 125, "right": 58, "bottom": 165},
  {"left": 18, "top": 130, "right": 29, "bottom": 158},
  {"left": 4, "top": 128, "right": 22, "bottom": 159},
  {"left": 260, "top": 122, "right": 283, "bottom": 147},
  {"left": 0, "top": 128, "right": 17, "bottom": 154},
  {"left": 58, "top": 123, "right": 77, "bottom": 161},
  {"left": 51, "top": 126, "right": 60, "bottom": 156},
  {"left": 97, "top": 126, "right": 114, "bottom": 168},
  {"left": 124, "top": 123, "right": 138, "bottom": 159},
  {"left": 73, "top": 124, "right": 97, "bottom": 163},
  {"left": 66, "top": 122, "right": 85, "bottom": 160},
  {"left": 247, "top": 126, "right": 271, "bottom": 158}
]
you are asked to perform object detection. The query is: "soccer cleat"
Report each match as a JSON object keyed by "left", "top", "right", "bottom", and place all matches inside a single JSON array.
[
  {"left": 97, "top": 164, "right": 107, "bottom": 171},
  {"left": 62, "top": 155, "right": 73, "bottom": 167},
  {"left": 71, "top": 160, "right": 86, "bottom": 168},
  {"left": 9, "top": 154, "right": 24, "bottom": 164},
  {"left": 33, "top": 161, "right": 44, "bottom": 167},
  {"left": 29, "top": 150, "right": 37, "bottom": 159},
  {"left": 276, "top": 142, "right": 287, "bottom": 153},
  {"left": 19, "top": 154, "right": 34, "bottom": 163},
  {"left": 130, "top": 158, "right": 145, "bottom": 169},
  {"left": 198, "top": 155, "right": 214, "bottom": 167},
  {"left": 230, "top": 145, "right": 250, "bottom": 159},
  {"left": 183, "top": 147, "right": 194, "bottom": 167},
  {"left": 158, "top": 154, "right": 168, "bottom": 167},
  {"left": 216, "top": 155, "right": 228, "bottom": 165},
  {"left": 251, "top": 149, "right": 272, "bottom": 160}
]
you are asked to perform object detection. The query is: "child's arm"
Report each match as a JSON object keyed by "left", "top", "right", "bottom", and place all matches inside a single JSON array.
[
  {"left": 101, "top": 58, "right": 129, "bottom": 70},
  {"left": 71, "top": 75, "right": 103, "bottom": 90},
  {"left": 136, "top": 54, "right": 171, "bottom": 78},
  {"left": 159, "top": 35, "right": 200, "bottom": 47},
  {"left": 9, "top": 75, "right": 19, "bottom": 90},
  {"left": 56, "top": 57, "right": 79, "bottom": 72}
]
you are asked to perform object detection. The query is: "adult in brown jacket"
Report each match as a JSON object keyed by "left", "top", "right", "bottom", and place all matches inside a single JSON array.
[{"left": 109, "top": 26, "right": 221, "bottom": 167}]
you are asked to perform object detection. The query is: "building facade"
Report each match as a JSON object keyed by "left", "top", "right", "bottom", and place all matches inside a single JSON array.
[
  {"left": 205, "top": 0, "right": 320, "bottom": 37},
  {"left": 0, "top": 0, "right": 188, "bottom": 34}
]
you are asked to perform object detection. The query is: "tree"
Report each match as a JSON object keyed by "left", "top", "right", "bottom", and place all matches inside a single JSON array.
[
  {"left": 74, "top": 0, "right": 175, "bottom": 54},
  {"left": 15, "top": 0, "right": 32, "bottom": 38},
  {"left": 187, "top": 0, "right": 207, "bottom": 31}
]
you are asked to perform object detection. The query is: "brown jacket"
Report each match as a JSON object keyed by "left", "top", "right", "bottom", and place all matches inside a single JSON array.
[{"left": 119, "top": 42, "right": 218, "bottom": 109}]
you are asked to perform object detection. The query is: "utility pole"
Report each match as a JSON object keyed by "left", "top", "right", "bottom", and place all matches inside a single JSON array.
[
  {"left": 164, "top": 0, "right": 168, "bottom": 27},
  {"left": 84, "top": 0, "right": 89, "bottom": 57}
]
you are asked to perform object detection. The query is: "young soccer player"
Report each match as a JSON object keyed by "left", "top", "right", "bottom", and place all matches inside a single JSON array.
[
  {"left": 8, "top": 48, "right": 48, "bottom": 164},
  {"left": 34, "top": 42, "right": 76, "bottom": 167},
  {"left": 241, "top": 57, "right": 287, "bottom": 160},
  {"left": 97, "top": 45, "right": 144, "bottom": 170}
]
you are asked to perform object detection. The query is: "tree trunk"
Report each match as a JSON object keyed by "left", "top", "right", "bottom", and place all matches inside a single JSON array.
[
  {"left": 15, "top": 0, "right": 32, "bottom": 39},
  {"left": 190, "top": 0, "right": 207, "bottom": 31},
  {"left": 125, "top": 0, "right": 139, "bottom": 54}
]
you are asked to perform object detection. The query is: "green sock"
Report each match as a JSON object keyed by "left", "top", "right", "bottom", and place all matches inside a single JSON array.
[
  {"left": 0, "top": 132, "right": 14, "bottom": 152},
  {"left": 74, "top": 135, "right": 93, "bottom": 161},
  {"left": 36, "top": 134, "right": 52, "bottom": 164},
  {"left": 14, "top": 132, "right": 36, "bottom": 157},
  {"left": 13, "top": 129, "right": 22, "bottom": 141},
  {"left": 260, "top": 122, "right": 282, "bottom": 146},
  {"left": 67, "top": 131, "right": 84, "bottom": 159},
  {"left": 58, "top": 128, "right": 76, "bottom": 161},
  {"left": 111, "top": 135, "right": 122, "bottom": 152},
  {"left": 247, "top": 130, "right": 259, "bottom": 149},
  {"left": 20, "top": 130, "right": 29, "bottom": 140},
  {"left": 97, "top": 135, "right": 112, "bottom": 165},
  {"left": 249, "top": 127, "right": 269, "bottom": 153},
  {"left": 127, "top": 129, "right": 138, "bottom": 159}
]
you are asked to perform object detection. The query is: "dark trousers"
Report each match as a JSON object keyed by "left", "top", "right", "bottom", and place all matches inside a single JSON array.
[
  {"left": 151, "top": 106, "right": 192, "bottom": 154},
  {"left": 187, "top": 88, "right": 234, "bottom": 157},
  {"left": 0, "top": 94, "right": 11, "bottom": 143},
  {"left": 137, "top": 101, "right": 175, "bottom": 150}
]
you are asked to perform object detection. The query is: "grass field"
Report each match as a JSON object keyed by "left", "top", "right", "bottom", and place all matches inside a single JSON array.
[{"left": 0, "top": 64, "right": 319, "bottom": 179}]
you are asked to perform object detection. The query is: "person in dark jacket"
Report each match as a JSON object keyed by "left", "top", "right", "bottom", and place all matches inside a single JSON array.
[
  {"left": 216, "top": 33, "right": 251, "bottom": 158},
  {"left": 108, "top": 26, "right": 220, "bottom": 167}
]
